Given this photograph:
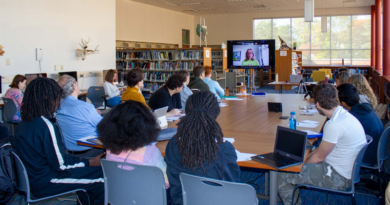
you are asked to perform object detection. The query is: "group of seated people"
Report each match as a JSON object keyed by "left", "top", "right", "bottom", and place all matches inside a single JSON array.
[{"left": 5, "top": 65, "right": 384, "bottom": 205}]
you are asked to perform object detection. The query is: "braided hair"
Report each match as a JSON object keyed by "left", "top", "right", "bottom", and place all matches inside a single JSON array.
[
  {"left": 175, "top": 91, "right": 223, "bottom": 172},
  {"left": 21, "top": 77, "right": 63, "bottom": 121}
]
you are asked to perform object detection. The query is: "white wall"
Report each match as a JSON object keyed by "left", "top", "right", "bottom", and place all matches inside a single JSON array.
[
  {"left": 194, "top": 7, "right": 371, "bottom": 45},
  {"left": 0, "top": 0, "right": 116, "bottom": 94},
  {"left": 116, "top": 0, "right": 194, "bottom": 48}
]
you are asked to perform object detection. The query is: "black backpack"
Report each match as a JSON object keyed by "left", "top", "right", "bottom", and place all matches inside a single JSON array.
[{"left": 0, "top": 138, "right": 16, "bottom": 204}]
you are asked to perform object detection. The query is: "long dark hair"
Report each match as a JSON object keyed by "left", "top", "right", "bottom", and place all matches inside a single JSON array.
[
  {"left": 21, "top": 77, "right": 63, "bottom": 121},
  {"left": 175, "top": 91, "right": 223, "bottom": 172},
  {"left": 9, "top": 75, "right": 26, "bottom": 89}
]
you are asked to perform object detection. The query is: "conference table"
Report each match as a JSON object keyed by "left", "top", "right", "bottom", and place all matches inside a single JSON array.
[{"left": 77, "top": 94, "right": 326, "bottom": 205}]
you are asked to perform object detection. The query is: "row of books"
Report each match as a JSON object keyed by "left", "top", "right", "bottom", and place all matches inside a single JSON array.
[
  {"left": 212, "top": 60, "right": 223, "bottom": 67},
  {"left": 116, "top": 51, "right": 152, "bottom": 60},
  {"left": 152, "top": 51, "right": 174, "bottom": 60},
  {"left": 144, "top": 72, "right": 173, "bottom": 82},
  {"left": 180, "top": 50, "right": 202, "bottom": 60},
  {"left": 212, "top": 51, "right": 222, "bottom": 57},
  {"left": 144, "top": 82, "right": 164, "bottom": 92}
]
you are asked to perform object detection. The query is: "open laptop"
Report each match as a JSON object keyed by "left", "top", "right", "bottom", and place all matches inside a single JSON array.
[
  {"left": 153, "top": 106, "right": 168, "bottom": 118},
  {"left": 251, "top": 126, "right": 307, "bottom": 170},
  {"left": 290, "top": 75, "right": 302, "bottom": 83}
]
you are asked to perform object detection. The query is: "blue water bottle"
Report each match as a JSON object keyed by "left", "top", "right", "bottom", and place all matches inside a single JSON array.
[
  {"left": 356, "top": 68, "right": 360, "bottom": 74},
  {"left": 289, "top": 112, "right": 297, "bottom": 130}
]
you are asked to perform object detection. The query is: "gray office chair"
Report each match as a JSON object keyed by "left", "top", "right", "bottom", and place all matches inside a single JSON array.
[
  {"left": 361, "top": 127, "right": 390, "bottom": 200},
  {"left": 12, "top": 152, "right": 88, "bottom": 204},
  {"left": 180, "top": 173, "right": 258, "bottom": 205},
  {"left": 2, "top": 98, "right": 20, "bottom": 136},
  {"left": 87, "top": 86, "right": 105, "bottom": 109},
  {"left": 101, "top": 159, "right": 167, "bottom": 205},
  {"left": 291, "top": 142, "right": 369, "bottom": 205}
]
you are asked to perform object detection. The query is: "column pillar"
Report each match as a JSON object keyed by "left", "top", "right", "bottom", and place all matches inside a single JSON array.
[
  {"left": 371, "top": 5, "right": 376, "bottom": 68},
  {"left": 376, "top": 0, "right": 382, "bottom": 71},
  {"left": 384, "top": 0, "right": 390, "bottom": 75}
]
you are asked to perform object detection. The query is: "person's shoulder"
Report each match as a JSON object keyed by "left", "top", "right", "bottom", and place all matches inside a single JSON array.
[{"left": 219, "top": 141, "right": 236, "bottom": 154}]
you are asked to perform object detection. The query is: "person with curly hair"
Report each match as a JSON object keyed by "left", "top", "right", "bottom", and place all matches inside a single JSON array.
[
  {"left": 121, "top": 68, "right": 149, "bottom": 108},
  {"left": 165, "top": 91, "right": 240, "bottom": 205},
  {"left": 176, "top": 70, "right": 193, "bottom": 109},
  {"left": 348, "top": 74, "right": 378, "bottom": 109},
  {"left": 148, "top": 74, "right": 186, "bottom": 117},
  {"left": 97, "top": 100, "right": 169, "bottom": 188}
]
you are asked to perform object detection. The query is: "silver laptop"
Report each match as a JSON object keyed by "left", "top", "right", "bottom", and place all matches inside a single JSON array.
[
  {"left": 153, "top": 106, "right": 168, "bottom": 118},
  {"left": 290, "top": 75, "right": 303, "bottom": 83}
]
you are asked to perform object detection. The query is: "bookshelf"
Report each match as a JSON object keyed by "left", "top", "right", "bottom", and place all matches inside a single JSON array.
[{"left": 115, "top": 48, "right": 212, "bottom": 92}]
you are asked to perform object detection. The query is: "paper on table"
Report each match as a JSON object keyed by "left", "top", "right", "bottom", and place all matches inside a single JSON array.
[
  {"left": 166, "top": 116, "right": 180, "bottom": 121},
  {"left": 224, "top": 98, "right": 244, "bottom": 101},
  {"left": 219, "top": 102, "right": 228, "bottom": 107},
  {"left": 300, "top": 120, "right": 320, "bottom": 124},
  {"left": 300, "top": 130, "right": 321, "bottom": 135},
  {"left": 180, "top": 114, "right": 186, "bottom": 117},
  {"left": 235, "top": 93, "right": 251, "bottom": 96},
  {"left": 235, "top": 150, "right": 257, "bottom": 162},
  {"left": 297, "top": 123, "right": 318, "bottom": 128},
  {"left": 224, "top": 138, "right": 235, "bottom": 143}
]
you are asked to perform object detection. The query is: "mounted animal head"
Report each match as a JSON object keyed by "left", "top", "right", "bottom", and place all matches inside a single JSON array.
[{"left": 76, "top": 38, "right": 99, "bottom": 60}]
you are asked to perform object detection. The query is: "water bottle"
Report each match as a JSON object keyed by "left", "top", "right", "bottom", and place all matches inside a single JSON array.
[
  {"left": 356, "top": 68, "right": 360, "bottom": 74},
  {"left": 289, "top": 112, "right": 297, "bottom": 130}
]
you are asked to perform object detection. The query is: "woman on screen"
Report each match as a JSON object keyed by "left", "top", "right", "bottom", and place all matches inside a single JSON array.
[{"left": 242, "top": 49, "right": 260, "bottom": 66}]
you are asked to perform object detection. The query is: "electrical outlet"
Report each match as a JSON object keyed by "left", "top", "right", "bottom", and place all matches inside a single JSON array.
[
  {"left": 61, "top": 65, "right": 64, "bottom": 70},
  {"left": 55, "top": 65, "right": 59, "bottom": 71},
  {"left": 80, "top": 74, "right": 84, "bottom": 78},
  {"left": 6, "top": 59, "right": 10, "bottom": 65}
]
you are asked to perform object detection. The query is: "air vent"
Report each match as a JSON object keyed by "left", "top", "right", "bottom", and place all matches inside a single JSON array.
[{"left": 122, "top": 42, "right": 129, "bottom": 47}]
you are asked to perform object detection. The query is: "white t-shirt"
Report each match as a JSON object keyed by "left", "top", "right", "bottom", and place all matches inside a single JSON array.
[
  {"left": 323, "top": 106, "right": 366, "bottom": 179},
  {"left": 103, "top": 81, "right": 120, "bottom": 99}
]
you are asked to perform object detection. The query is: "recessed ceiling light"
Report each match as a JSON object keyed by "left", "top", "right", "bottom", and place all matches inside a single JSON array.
[{"left": 165, "top": 2, "right": 178, "bottom": 6}]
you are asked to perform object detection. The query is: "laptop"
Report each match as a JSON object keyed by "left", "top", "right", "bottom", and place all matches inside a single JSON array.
[
  {"left": 251, "top": 126, "right": 307, "bottom": 170},
  {"left": 290, "top": 75, "right": 303, "bottom": 83},
  {"left": 153, "top": 106, "right": 168, "bottom": 118}
]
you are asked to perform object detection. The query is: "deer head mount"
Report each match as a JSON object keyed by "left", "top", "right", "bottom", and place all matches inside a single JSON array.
[
  {"left": 76, "top": 38, "right": 99, "bottom": 60},
  {"left": 0, "top": 45, "right": 4, "bottom": 56}
]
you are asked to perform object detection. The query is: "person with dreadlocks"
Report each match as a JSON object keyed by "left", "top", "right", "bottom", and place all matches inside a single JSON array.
[
  {"left": 12, "top": 77, "right": 105, "bottom": 205},
  {"left": 165, "top": 91, "right": 240, "bottom": 205}
]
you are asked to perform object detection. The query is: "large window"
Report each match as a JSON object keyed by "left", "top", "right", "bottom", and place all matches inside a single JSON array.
[{"left": 253, "top": 15, "right": 371, "bottom": 65}]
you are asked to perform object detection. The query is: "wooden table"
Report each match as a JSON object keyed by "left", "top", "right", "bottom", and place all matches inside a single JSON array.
[
  {"left": 77, "top": 94, "right": 326, "bottom": 205},
  {"left": 268, "top": 81, "right": 300, "bottom": 93}
]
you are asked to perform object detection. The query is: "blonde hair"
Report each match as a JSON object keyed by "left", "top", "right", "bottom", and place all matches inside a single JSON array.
[
  {"left": 335, "top": 72, "right": 350, "bottom": 85},
  {"left": 244, "top": 49, "right": 255, "bottom": 61},
  {"left": 348, "top": 74, "right": 377, "bottom": 109}
]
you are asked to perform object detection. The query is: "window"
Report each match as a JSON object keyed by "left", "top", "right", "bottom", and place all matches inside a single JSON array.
[{"left": 253, "top": 15, "right": 371, "bottom": 65}]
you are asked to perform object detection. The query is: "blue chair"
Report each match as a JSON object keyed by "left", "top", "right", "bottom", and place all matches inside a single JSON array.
[
  {"left": 180, "top": 173, "right": 258, "bottom": 205},
  {"left": 87, "top": 86, "right": 106, "bottom": 109},
  {"left": 361, "top": 127, "right": 390, "bottom": 200},
  {"left": 101, "top": 159, "right": 167, "bottom": 205},
  {"left": 291, "top": 142, "right": 369, "bottom": 205},
  {"left": 12, "top": 152, "right": 88, "bottom": 205},
  {"left": 2, "top": 98, "right": 20, "bottom": 136}
]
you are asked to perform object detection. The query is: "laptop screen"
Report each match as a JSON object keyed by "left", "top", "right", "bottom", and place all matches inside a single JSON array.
[{"left": 274, "top": 126, "right": 307, "bottom": 161}]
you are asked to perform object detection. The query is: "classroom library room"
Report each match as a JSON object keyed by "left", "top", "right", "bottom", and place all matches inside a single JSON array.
[{"left": 1, "top": 0, "right": 390, "bottom": 204}]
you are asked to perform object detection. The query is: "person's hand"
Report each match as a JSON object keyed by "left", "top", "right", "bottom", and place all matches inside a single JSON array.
[
  {"left": 166, "top": 109, "right": 181, "bottom": 117},
  {"left": 88, "top": 152, "right": 105, "bottom": 167},
  {"left": 96, "top": 109, "right": 102, "bottom": 114}
]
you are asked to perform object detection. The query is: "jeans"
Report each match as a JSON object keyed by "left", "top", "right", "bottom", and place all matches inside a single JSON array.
[{"left": 107, "top": 96, "right": 121, "bottom": 107}]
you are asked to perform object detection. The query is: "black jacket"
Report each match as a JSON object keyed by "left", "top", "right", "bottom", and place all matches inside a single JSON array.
[
  {"left": 148, "top": 85, "right": 182, "bottom": 112},
  {"left": 349, "top": 103, "right": 384, "bottom": 165},
  {"left": 12, "top": 117, "right": 90, "bottom": 192},
  {"left": 188, "top": 77, "right": 210, "bottom": 92},
  {"left": 165, "top": 138, "right": 240, "bottom": 205}
]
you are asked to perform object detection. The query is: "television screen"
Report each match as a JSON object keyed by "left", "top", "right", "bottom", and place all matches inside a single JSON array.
[
  {"left": 25, "top": 73, "right": 48, "bottom": 85},
  {"left": 227, "top": 40, "right": 275, "bottom": 69},
  {"left": 59, "top": 71, "right": 78, "bottom": 81}
]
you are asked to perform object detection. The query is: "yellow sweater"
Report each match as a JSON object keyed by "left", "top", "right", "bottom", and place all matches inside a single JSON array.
[{"left": 121, "top": 86, "right": 149, "bottom": 108}]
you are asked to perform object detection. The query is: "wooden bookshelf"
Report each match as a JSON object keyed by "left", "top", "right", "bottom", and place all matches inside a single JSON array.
[{"left": 274, "top": 50, "right": 302, "bottom": 90}]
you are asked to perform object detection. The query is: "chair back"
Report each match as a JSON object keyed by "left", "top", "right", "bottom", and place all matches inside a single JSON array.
[
  {"left": 87, "top": 86, "right": 105, "bottom": 108},
  {"left": 101, "top": 159, "right": 167, "bottom": 205},
  {"left": 180, "top": 173, "right": 257, "bottom": 205},
  {"left": 378, "top": 127, "right": 390, "bottom": 163},
  {"left": 351, "top": 143, "right": 369, "bottom": 191},
  {"left": 311, "top": 71, "right": 326, "bottom": 82},
  {"left": 366, "top": 134, "right": 373, "bottom": 144},
  {"left": 3, "top": 98, "right": 18, "bottom": 123},
  {"left": 12, "top": 152, "right": 31, "bottom": 200},
  {"left": 319, "top": 69, "right": 333, "bottom": 79}
]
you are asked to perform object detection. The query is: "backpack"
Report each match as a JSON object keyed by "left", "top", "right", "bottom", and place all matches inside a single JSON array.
[{"left": 0, "top": 138, "right": 16, "bottom": 204}]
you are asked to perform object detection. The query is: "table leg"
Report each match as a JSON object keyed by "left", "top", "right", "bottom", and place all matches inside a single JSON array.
[
  {"left": 269, "top": 171, "right": 278, "bottom": 205},
  {"left": 265, "top": 172, "right": 269, "bottom": 196},
  {"left": 279, "top": 86, "right": 282, "bottom": 94}
]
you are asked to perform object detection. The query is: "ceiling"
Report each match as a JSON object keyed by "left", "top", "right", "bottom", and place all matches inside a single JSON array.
[{"left": 131, "top": 0, "right": 375, "bottom": 15}]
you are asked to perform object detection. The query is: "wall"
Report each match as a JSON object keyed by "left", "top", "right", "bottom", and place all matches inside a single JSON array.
[
  {"left": 194, "top": 7, "right": 372, "bottom": 45},
  {"left": 0, "top": 0, "right": 116, "bottom": 94},
  {"left": 116, "top": 0, "right": 194, "bottom": 48}
]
